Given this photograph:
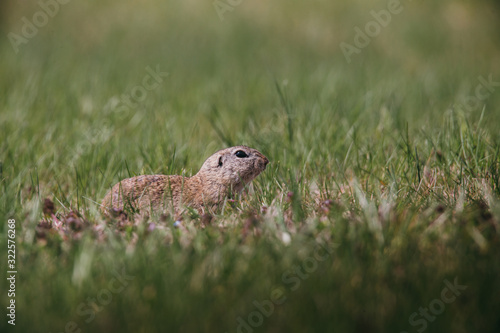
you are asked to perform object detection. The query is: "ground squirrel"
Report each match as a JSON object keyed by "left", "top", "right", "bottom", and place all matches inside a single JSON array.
[{"left": 101, "top": 146, "right": 269, "bottom": 216}]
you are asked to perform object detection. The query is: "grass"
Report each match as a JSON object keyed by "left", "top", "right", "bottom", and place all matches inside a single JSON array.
[{"left": 1, "top": 0, "right": 500, "bottom": 332}]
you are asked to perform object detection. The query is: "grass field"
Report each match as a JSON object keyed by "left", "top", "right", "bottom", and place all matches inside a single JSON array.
[{"left": 1, "top": 0, "right": 500, "bottom": 332}]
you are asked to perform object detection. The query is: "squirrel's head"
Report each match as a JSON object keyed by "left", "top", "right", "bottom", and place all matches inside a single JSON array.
[{"left": 197, "top": 146, "right": 269, "bottom": 192}]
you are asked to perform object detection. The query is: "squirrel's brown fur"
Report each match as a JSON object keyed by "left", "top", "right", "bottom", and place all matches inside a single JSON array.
[{"left": 101, "top": 146, "right": 269, "bottom": 216}]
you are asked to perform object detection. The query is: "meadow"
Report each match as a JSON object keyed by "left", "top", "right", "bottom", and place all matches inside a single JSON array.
[{"left": 1, "top": 0, "right": 500, "bottom": 332}]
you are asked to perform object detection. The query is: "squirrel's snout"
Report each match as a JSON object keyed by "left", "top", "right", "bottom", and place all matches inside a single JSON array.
[{"left": 257, "top": 155, "right": 269, "bottom": 170}]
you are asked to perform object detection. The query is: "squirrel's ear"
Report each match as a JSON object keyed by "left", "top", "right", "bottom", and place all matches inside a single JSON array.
[{"left": 218, "top": 156, "right": 223, "bottom": 167}]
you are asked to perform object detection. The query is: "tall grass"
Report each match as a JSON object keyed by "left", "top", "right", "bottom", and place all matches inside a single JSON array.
[{"left": 1, "top": 0, "right": 500, "bottom": 332}]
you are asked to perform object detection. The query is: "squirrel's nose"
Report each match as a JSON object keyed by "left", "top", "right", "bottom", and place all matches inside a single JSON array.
[
  {"left": 255, "top": 151, "right": 269, "bottom": 168},
  {"left": 261, "top": 155, "right": 269, "bottom": 167}
]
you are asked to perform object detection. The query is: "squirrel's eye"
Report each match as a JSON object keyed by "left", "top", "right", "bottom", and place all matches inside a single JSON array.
[{"left": 235, "top": 150, "right": 248, "bottom": 158}]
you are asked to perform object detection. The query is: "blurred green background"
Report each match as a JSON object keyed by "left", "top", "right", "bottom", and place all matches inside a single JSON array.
[{"left": 1, "top": 0, "right": 500, "bottom": 332}]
